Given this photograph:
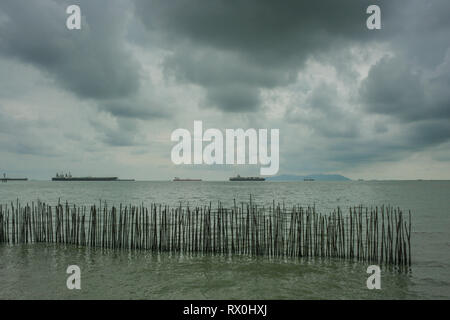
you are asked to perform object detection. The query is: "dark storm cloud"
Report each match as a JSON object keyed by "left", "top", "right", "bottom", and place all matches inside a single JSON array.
[
  {"left": 0, "top": 0, "right": 168, "bottom": 152},
  {"left": 272, "top": 0, "right": 450, "bottom": 170},
  {"left": 406, "top": 120, "right": 450, "bottom": 149},
  {"left": 385, "top": 0, "right": 450, "bottom": 68},
  {"left": 163, "top": 47, "right": 294, "bottom": 111},
  {"left": 285, "top": 82, "right": 360, "bottom": 139},
  {"left": 99, "top": 99, "right": 169, "bottom": 120},
  {"left": 90, "top": 117, "right": 143, "bottom": 147},
  {"left": 0, "top": 0, "right": 139, "bottom": 100},
  {"left": 328, "top": 119, "right": 450, "bottom": 165},
  {"left": 360, "top": 57, "right": 425, "bottom": 120},
  {"left": 135, "top": 0, "right": 385, "bottom": 62},
  {"left": 0, "top": 108, "right": 58, "bottom": 156},
  {"left": 360, "top": 56, "right": 450, "bottom": 122},
  {"left": 134, "top": 0, "right": 390, "bottom": 111},
  {"left": 359, "top": 54, "right": 450, "bottom": 150},
  {"left": 205, "top": 84, "right": 260, "bottom": 112},
  {"left": 355, "top": 0, "right": 450, "bottom": 154}
]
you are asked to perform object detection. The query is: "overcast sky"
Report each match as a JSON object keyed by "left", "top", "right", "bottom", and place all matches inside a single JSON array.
[{"left": 0, "top": 0, "right": 449, "bottom": 180}]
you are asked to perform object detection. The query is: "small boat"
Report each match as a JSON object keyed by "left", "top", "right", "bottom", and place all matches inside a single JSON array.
[{"left": 173, "top": 177, "right": 202, "bottom": 181}]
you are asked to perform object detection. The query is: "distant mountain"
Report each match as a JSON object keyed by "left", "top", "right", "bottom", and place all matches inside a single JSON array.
[{"left": 266, "top": 174, "right": 351, "bottom": 181}]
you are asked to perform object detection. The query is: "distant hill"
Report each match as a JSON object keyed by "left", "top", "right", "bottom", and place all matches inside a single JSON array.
[{"left": 266, "top": 174, "right": 351, "bottom": 181}]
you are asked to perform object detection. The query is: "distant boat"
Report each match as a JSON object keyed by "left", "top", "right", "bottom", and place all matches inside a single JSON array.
[
  {"left": 229, "top": 175, "right": 265, "bottom": 181},
  {"left": 173, "top": 177, "right": 202, "bottom": 181},
  {"left": 52, "top": 176, "right": 118, "bottom": 181},
  {"left": 52, "top": 172, "right": 118, "bottom": 181},
  {"left": 303, "top": 178, "right": 315, "bottom": 181},
  {"left": 1, "top": 173, "right": 28, "bottom": 182},
  {"left": 1, "top": 177, "right": 28, "bottom": 182}
]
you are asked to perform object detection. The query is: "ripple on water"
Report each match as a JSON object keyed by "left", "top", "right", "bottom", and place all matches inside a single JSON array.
[{"left": 0, "top": 243, "right": 421, "bottom": 299}]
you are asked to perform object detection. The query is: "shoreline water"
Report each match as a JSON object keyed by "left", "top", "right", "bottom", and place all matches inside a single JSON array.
[{"left": 1, "top": 181, "right": 449, "bottom": 299}]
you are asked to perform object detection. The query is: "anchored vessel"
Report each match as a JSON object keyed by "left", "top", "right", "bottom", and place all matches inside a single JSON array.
[
  {"left": 52, "top": 173, "right": 118, "bottom": 181},
  {"left": 229, "top": 175, "right": 265, "bottom": 181},
  {"left": 1, "top": 174, "right": 28, "bottom": 182},
  {"left": 2, "top": 178, "right": 28, "bottom": 181},
  {"left": 173, "top": 177, "right": 202, "bottom": 181}
]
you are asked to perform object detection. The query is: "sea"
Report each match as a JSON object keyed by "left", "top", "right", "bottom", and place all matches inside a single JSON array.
[{"left": 0, "top": 180, "right": 449, "bottom": 299}]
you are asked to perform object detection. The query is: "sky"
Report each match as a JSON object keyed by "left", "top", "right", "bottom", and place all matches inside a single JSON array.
[{"left": 0, "top": 0, "right": 449, "bottom": 180}]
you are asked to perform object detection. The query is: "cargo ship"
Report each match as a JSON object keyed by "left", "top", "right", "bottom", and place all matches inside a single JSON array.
[
  {"left": 173, "top": 177, "right": 202, "bottom": 181},
  {"left": 229, "top": 175, "right": 265, "bottom": 181},
  {"left": 52, "top": 173, "right": 118, "bottom": 181}
]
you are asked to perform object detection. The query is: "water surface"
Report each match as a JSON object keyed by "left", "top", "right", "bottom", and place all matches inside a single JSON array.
[{"left": 0, "top": 181, "right": 449, "bottom": 299}]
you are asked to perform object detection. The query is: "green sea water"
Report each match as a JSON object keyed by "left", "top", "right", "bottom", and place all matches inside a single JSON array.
[{"left": 0, "top": 180, "right": 449, "bottom": 299}]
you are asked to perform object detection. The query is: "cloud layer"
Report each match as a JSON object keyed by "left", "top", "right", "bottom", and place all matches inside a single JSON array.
[{"left": 0, "top": 0, "right": 449, "bottom": 179}]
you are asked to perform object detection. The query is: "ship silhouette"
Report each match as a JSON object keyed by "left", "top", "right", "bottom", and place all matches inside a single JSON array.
[
  {"left": 52, "top": 172, "right": 118, "bottom": 181},
  {"left": 229, "top": 174, "right": 265, "bottom": 181}
]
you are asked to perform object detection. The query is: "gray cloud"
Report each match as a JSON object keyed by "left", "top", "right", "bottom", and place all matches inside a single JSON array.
[
  {"left": 0, "top": 0, "right": 140, "bottom": 100},
  {"left": 358, "top": 53, "right": 450, "bottom": 153},
  {"left": 405, "top": 120, "right": 450, "bottom": 149},
  {"left": 0, "top": 108, "right": 58, "bottom": 157},
  {"left": 285, "top": 81, "right": 360, "bottom": 139},
  {"left": 135, "top": 0, "right": 384, "bottom": 61},
  {"left": 99, "top": 98, "right": 169, "bottom": 120},
  {"left": 134, "top": 0, "right": 389, "bottom": 112},
  {"left": 0, "top": 0, "right": 168, "bottom": 159},
  {"left": 88, "top": 117, "right": 142, "bottom": 147},
  {"left": 0, "top": 0, "right": 449, "bottom": 179},
  {"left": 360, "top": 56, "right": 450, "bottom": 122}
]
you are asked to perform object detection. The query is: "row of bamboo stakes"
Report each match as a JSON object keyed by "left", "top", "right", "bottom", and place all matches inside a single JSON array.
[{"left": 0, "top": 200, "right": 411, "bottom": 269}]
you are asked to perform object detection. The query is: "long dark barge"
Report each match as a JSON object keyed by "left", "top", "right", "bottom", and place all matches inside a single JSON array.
[
  {"left": 52, "top": 173, "right": 118, "bottom": 181},
  {"left": 52, "top": 176, "right": 118, "bottom": 181},
  {"left": 1, "top": 178, "right": 28, "bottom": 182},
  {"left": 229, "top": 175, "right": 265, "bottom": 181}
]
